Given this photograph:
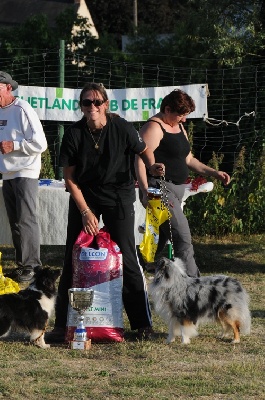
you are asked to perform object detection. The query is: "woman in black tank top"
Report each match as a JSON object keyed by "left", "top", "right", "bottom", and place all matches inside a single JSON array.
[{"left": 135, "top": 89, "right": 231, "bottom": 278}]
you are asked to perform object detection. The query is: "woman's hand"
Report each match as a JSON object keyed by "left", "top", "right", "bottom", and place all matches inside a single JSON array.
[
  {"left": 215, "top": 171, "right": 231, "bottom": 185},
  {"left": 82, "top": 211, "right": 99, "bottom": 235},
  {"left": 149, "top": 163, "right": 165, "bottom": 176},
  {"left": 140, "top": 192, "right": 149, "bottom": 208},
  {"left": 186, "top": 154, "right": 231, "bottom": 186}
]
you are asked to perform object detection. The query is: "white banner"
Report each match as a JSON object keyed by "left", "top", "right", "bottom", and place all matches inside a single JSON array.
[{"left": 14, "top": 84, "right": 208, "bottom": 122}]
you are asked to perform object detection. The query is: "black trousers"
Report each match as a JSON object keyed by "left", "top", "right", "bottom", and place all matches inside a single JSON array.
[{"left": 55, "top": 196, "right": 152, "bottom": 330}]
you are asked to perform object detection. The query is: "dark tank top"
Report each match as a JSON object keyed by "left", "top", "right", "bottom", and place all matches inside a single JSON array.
[{"left": 148, "top": 120, "right": 190, "bottom": 184}]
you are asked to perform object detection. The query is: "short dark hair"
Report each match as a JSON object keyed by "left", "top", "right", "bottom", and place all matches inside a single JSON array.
[
  {"left": 79, "top": 82, "right": 108, "bottom": 104},
  {"left": 160, "top": 89, "right": 195, "bottom": 114}
]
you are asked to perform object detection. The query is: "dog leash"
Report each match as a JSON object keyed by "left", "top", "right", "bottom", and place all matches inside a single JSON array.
[{"left": 159, "top": 176, "right": 175, "bottom": 261}]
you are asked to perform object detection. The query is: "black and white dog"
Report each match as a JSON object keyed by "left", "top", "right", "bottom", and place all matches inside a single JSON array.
[
  {"left": 0, "top": 267, "right": 61, "bottom": 348},
  {"left": 149, "top": 257, "right": 251, "bottom": 344}
]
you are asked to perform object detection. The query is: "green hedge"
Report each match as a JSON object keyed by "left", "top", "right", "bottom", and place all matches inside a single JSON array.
[{"left": 185, "top": 148, "right": 265, "bottom": 235}]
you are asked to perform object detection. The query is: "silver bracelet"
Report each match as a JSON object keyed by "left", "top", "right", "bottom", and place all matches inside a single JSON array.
[{"left": 80, "top": 207, "right": 90, "bottom": 216}]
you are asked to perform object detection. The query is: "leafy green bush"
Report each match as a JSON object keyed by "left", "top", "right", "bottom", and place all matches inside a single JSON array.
[
  {"left": 40, "top": 148, "right": 55, "bottom": 179},
  {"left": 185, "top": 148, "right": 265, "bottom": 236}
]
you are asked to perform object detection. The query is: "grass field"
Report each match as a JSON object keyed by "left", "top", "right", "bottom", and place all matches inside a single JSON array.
[{"left": 0, "top": 234, "right": 264, "bottom": 400}]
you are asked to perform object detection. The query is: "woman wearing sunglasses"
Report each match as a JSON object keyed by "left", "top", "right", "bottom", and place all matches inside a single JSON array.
[{"left": 46, "top": 82, "right": 165, "bottom": 343}]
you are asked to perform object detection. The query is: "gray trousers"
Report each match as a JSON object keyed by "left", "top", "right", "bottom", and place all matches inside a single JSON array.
[
  {"left": 2, "top": 178, "right": 41, "bottom": 268},
  {"left": 148, "top": 178, "right": 200, "bottom": 277}
]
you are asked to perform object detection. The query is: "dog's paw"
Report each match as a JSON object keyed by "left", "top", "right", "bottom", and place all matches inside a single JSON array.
[
  {"left": 231, "top": 338, "right": 240, "bottom": 344},
  {"left": 181, "top": 337, "right": 191, "bottom": 344},
  {"left": 33, "top": 338, "right": 51, "bottom": 349},
  {"left": 218, "top": 331, "right": 231, "bottom": 339},
  {"left": 36, "top": 342, "right": 51, "bottom": 349}
]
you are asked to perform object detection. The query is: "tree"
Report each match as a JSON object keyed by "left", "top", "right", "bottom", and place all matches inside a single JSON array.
[
  {"left": 122, "top": 0, "right": 265, "bottom": 68},
  {"left": 0, "top": 9, "right": 97, "bottom": 62},
  {"left": 85, "top": 0, "right": 134, "bottom": 36},
  {"left": 0, "top": 14, "right": 55, "bottom": 59},
  {"left": 1, "top": 0, "right": 264, "bottom": 70},
  {"left": 86, "top": 0, "right": 191, "bottom": 36}
]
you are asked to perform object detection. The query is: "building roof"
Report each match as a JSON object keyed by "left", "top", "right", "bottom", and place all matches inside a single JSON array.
[{"left": 0, "top": 0, "right": 85, "bottom": 28}]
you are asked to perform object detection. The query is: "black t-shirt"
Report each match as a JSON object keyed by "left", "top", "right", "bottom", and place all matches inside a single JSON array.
[{"left": 59, "top": 115, "right": 146, "bottom": 205}]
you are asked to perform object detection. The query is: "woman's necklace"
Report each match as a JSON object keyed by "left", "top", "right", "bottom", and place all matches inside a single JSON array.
[{"left": 87, "top": 125, "right": 103, "bottom": 149}]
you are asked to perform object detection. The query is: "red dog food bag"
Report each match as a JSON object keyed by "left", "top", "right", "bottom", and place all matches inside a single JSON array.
[{"left": 66, "top": 227, "right": 124, "bottom": 342}]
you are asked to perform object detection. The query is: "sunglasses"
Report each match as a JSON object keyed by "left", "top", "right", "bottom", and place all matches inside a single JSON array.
[{"left": 81, "top": 99, "right": 105, "bottom": 107}]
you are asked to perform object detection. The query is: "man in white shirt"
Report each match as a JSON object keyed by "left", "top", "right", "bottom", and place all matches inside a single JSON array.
[{"left": 0, "top": 71, "right": 47, "bottom": 282}]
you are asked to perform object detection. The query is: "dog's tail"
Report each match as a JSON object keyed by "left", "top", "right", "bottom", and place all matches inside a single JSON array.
[
  {"left": 226, "top": 288, "right": 251, "bottom": 335},
  {"left": 239, "top": 307, "right": 251, "bottom": 335},
  {"left": 238, "top": 291, "right": 251, "bottom": 335},
  {"left": 226, "top": 280, "right": 251, "bottom": 335}
]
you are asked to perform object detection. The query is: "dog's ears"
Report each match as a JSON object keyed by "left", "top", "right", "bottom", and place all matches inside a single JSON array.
[{"left": 34, "top": 267, "right": 61, "bottom": 280}]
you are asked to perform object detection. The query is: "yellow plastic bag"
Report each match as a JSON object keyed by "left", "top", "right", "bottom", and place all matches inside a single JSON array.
[
  {"left": 139, "top": 199, "right": 171, "bottom": 263},
  {"left": 0, "top": 252, "right": 20, "bottom": 295}
]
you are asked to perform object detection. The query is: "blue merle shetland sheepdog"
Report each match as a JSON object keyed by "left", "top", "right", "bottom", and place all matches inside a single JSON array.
[
  {"left": 149, "top": 257, "right": 251, "bottom": 344},
  {"left": 0, "top": 267, "right": 60, "bottom": 348}
]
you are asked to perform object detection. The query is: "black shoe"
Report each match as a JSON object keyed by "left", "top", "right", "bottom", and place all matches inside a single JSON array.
[
  {"left": 8, "top": 266, "right": 35, "bottom": 283},
  {"left": 137, "top": 326, "right": 154, "bottom": 340},
  {"left": 45, "top": 328, "right": 66, "bottom": 344}
]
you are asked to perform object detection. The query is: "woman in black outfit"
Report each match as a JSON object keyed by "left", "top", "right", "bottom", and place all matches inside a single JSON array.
[
  {"left": 46, "top": 83, "right": 164, "bottom": 342},
  {"left": 135, "top": 89, "right": 231, "bottom": 277}
]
